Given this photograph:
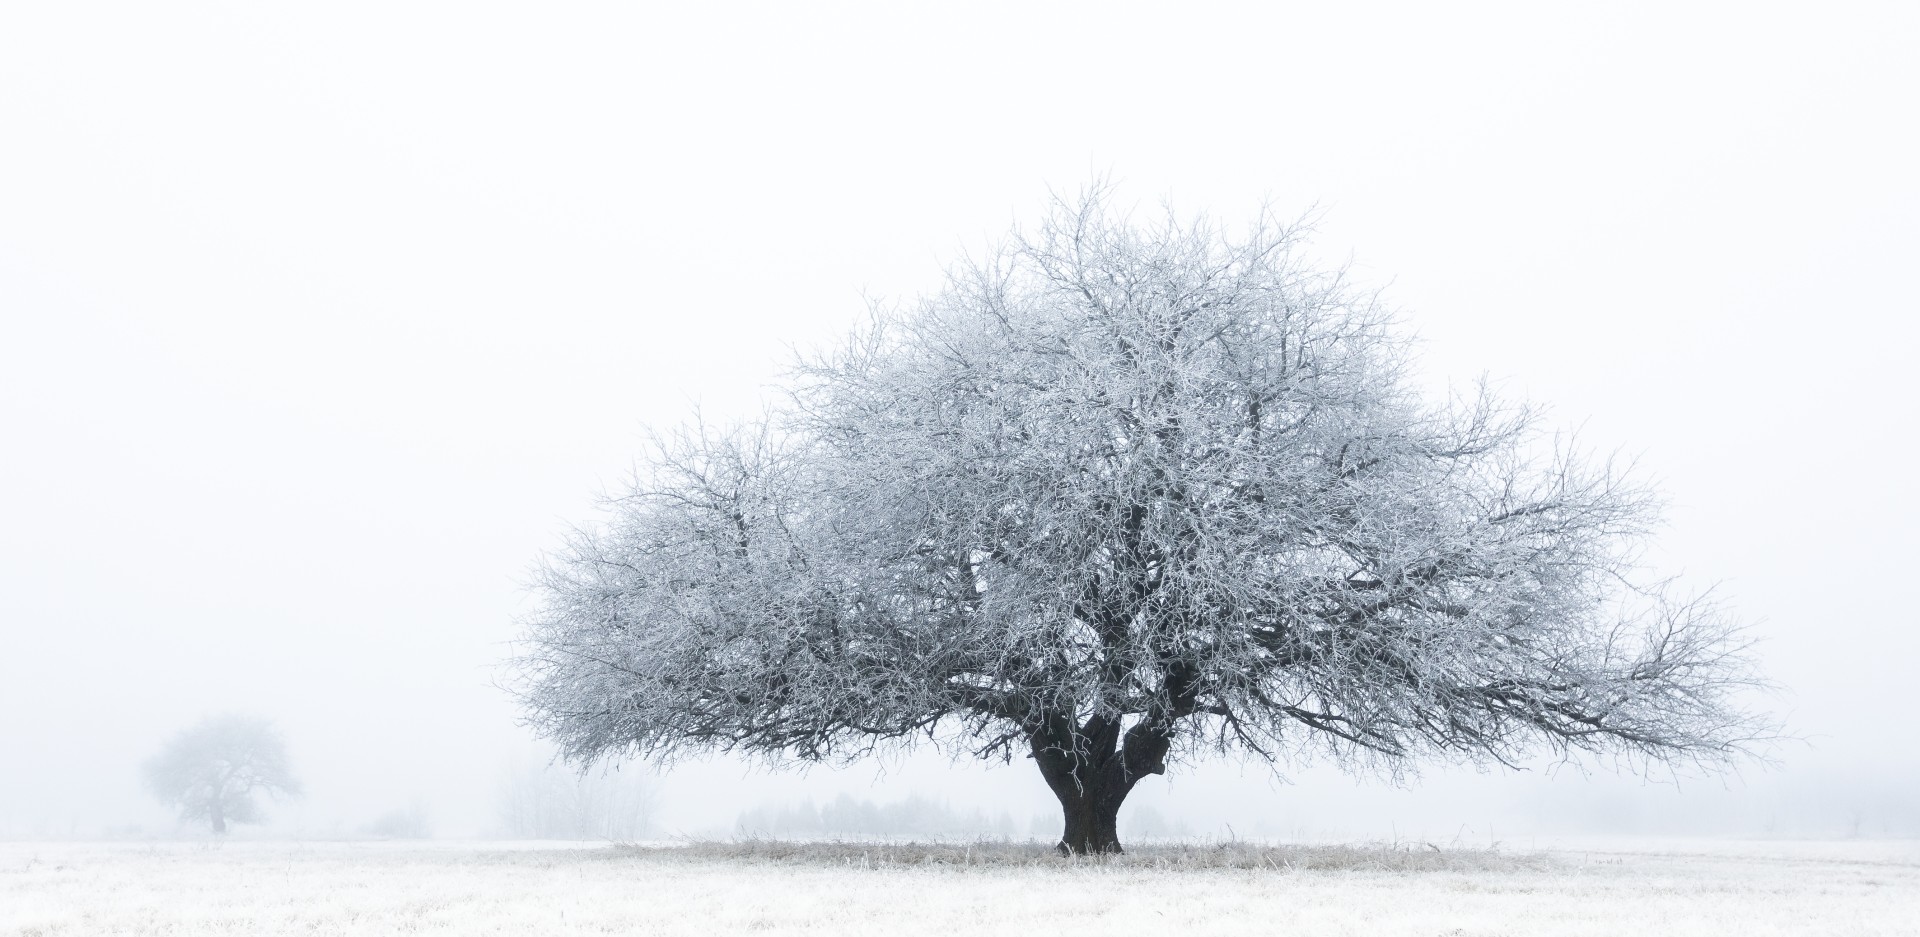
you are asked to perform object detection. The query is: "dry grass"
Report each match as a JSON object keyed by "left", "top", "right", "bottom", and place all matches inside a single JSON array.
[{"left": 661, "top": 837, "right": 1554, "bottom": 872}]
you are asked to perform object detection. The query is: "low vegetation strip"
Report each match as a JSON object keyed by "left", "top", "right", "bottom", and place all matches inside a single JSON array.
[{"left": 651, "top": 839, "right": 1555, "bottom": 872}]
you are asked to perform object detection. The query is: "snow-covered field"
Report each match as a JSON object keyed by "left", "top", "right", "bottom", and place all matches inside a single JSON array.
[{"left": 3, "top": 838, "right": 1914, "bottom": 935}]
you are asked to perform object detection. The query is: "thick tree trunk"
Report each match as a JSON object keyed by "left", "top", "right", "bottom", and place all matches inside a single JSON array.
[
  {"left": 1053, "top": 775, "right": 1127, "bottom": 855},
  {"left": 209, "top": 800, "right": 227, "bottom": 835},
  {"left": 1032, "top": 715, "right": 1175, "bottom": 855}
]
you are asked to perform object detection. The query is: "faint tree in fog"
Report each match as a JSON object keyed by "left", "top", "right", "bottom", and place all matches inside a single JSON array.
[
  {"left": 735, "top": 793, "right": 1019, "bottom": 839},
  {"left": 364, "top": 800, "right": 432, "bottom": 839},
  {"left": 498, "top": 760, "right": 653, "bottom": 840},
  {"left": 143, "top": 715, "right": 300, "bottom": 834},
  {"left": 1121, "top": 804, "right": 1188, "bottom": 842},
  {"left": 513, "top": 183, "right": 1774, "bottom": 854}
]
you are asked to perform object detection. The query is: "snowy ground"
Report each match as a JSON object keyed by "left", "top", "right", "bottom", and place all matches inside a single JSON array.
[{"left": 3, "top": 837, "right": 1914, "bottom": 935}]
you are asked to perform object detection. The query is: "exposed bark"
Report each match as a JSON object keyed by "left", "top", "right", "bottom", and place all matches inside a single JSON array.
[
  {"left": 1032, "top": 714, "right": 1176, "bottom": 855},
  {"left": 1055, "top": 785, "right": 1123, "bottom": 855}
]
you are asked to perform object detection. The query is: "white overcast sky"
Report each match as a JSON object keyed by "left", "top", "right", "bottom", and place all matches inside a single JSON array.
[{"left": 2, "top": 2, "right": 1916, "bottom": 839}]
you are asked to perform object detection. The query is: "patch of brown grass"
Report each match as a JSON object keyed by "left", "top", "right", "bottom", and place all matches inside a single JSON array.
[{"left": 632, "top": 838, "right": 1555, "bottom": 873}]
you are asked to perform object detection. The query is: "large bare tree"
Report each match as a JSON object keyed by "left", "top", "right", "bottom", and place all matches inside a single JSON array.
[{"left": 514, "top": 187, "right": 1771, "bottom": 854}]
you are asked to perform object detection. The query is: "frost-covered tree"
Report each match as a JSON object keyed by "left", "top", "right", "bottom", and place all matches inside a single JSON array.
[
  {"left": 514, "top": 186, "right": 1772, "bottom": 854},
  {"left": 144, "top": 715, "right": 300, "bottom": 834}
]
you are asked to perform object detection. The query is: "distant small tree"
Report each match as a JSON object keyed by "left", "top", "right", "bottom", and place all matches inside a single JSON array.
[
  {"left": 144, "top": 715, "right": 300, "bottom": 834},
  {"left": 514, "top": 184, "right": 1774, "bottom": 854}
]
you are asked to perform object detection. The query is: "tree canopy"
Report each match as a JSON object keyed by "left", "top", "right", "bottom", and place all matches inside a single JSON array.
[
  {"left": 514, "top": 187, "right": 1770, "bottom": 853},
  {"left": 144, "top": 714, "right": 300, "bottom": 834}
]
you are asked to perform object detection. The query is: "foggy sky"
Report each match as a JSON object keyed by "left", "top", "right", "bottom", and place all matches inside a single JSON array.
[{"left": 3, "top": 2, "right": 1916, "bottom": 840}]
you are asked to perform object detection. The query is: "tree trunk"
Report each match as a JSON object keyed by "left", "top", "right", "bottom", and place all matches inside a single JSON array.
[
  {"left": 1031, "top": 716, "right": 1174, "bottom": 855},
  {"left": 209, "top": 800, "right": 227, "bottom": 834},
  {"left": 1053, "top": 775, "right": 1127, "bottom": 855}
]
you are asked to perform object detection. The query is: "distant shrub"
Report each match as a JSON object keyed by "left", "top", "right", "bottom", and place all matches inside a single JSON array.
[
  {"left": 364, "top": 803, "right": 431, "bottom": 839},
  {"left": 734, "top": 794, "right": 1019, "bottom": 840},
  {"left": 498, "top": 762, "right": 653, "bottom": 840}
]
